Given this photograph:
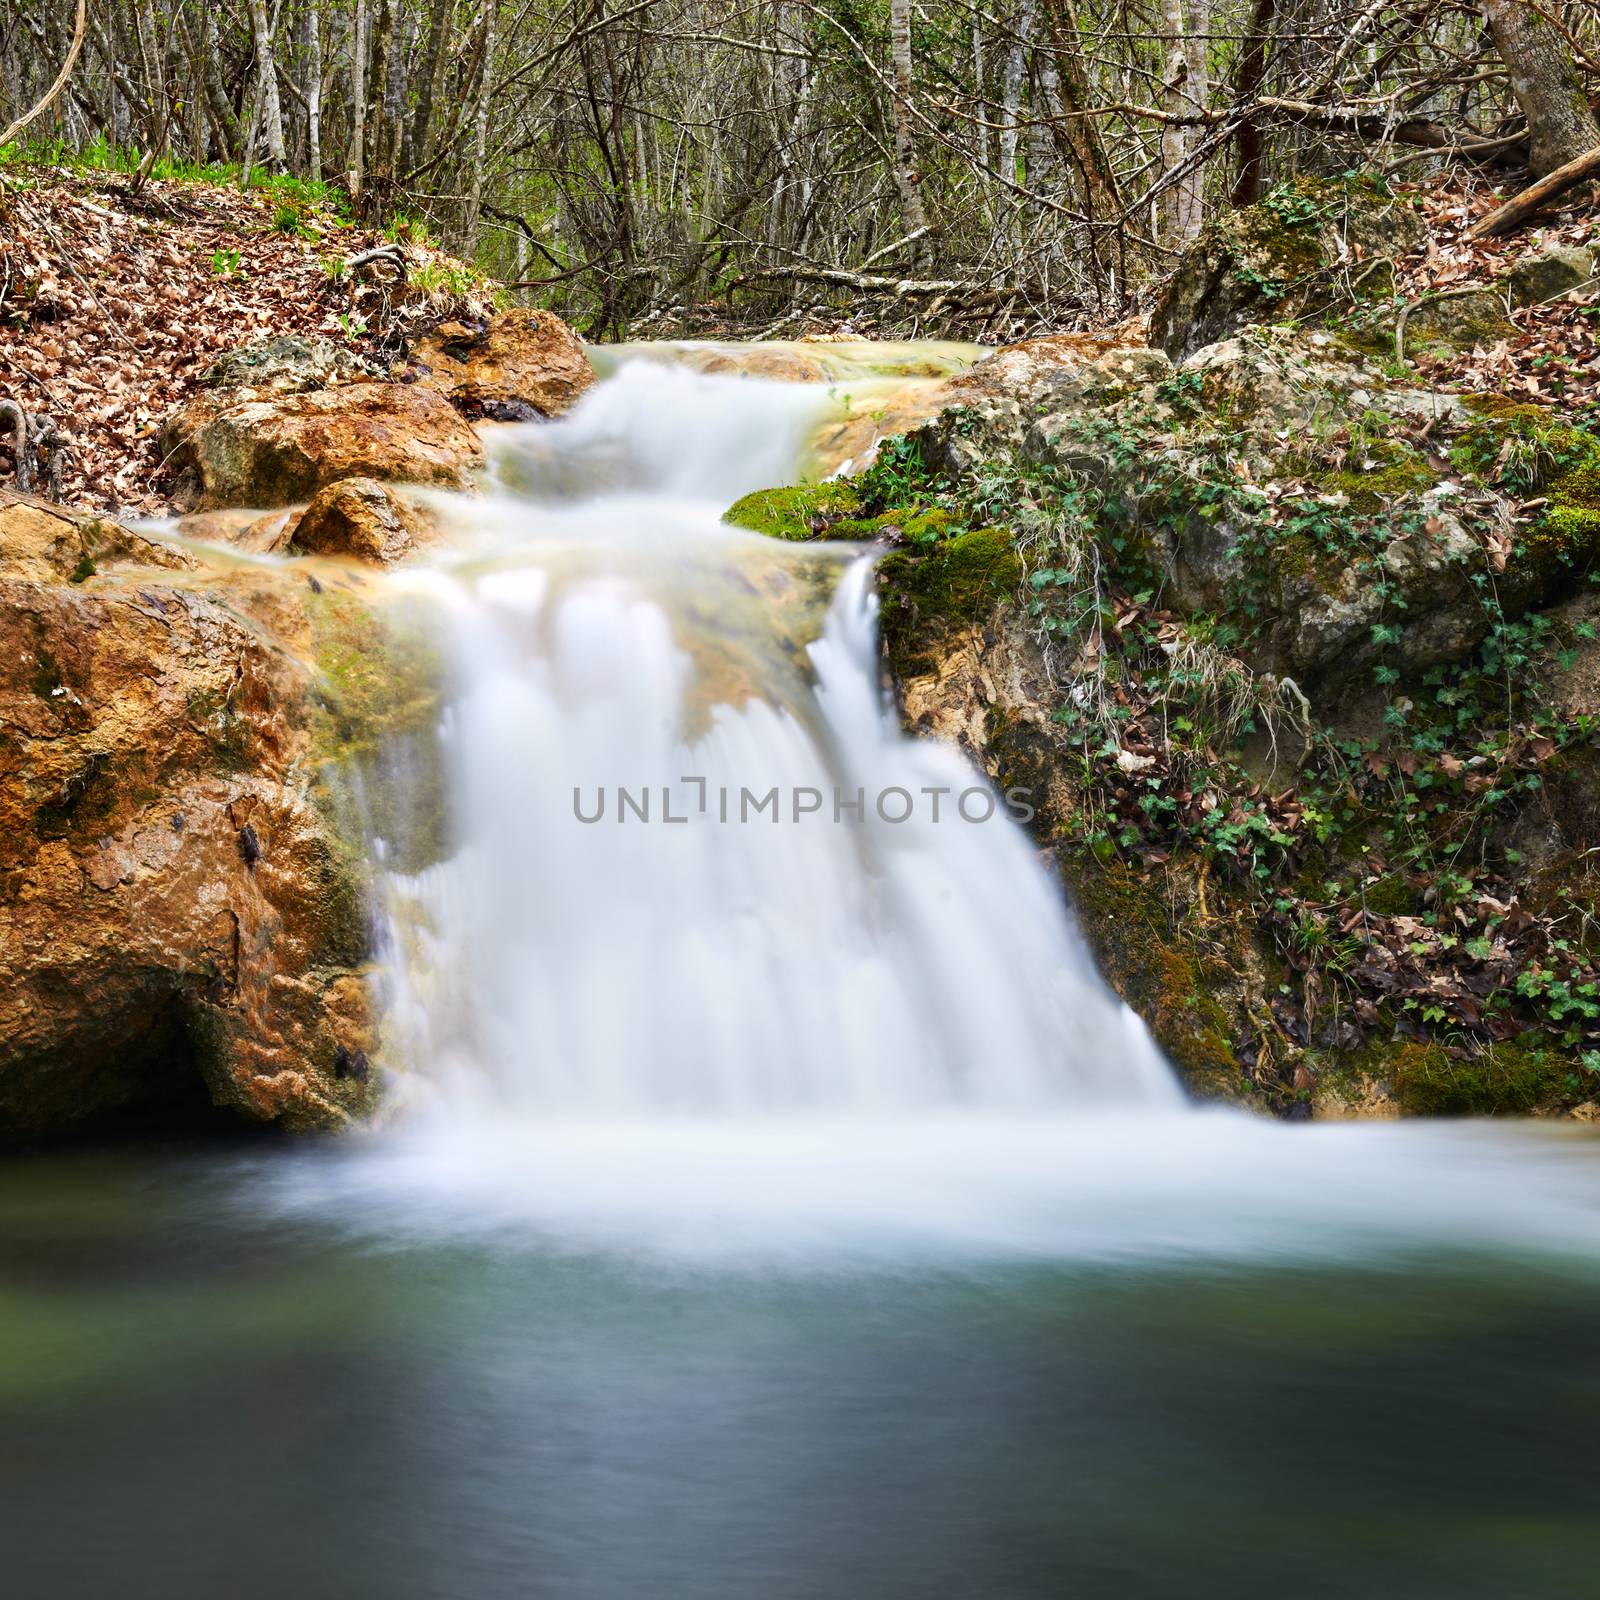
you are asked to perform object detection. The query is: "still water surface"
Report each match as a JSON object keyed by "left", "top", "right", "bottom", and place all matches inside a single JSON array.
[{"left": 4, "top": 1120, "right": 1598, "bottom": 1600}]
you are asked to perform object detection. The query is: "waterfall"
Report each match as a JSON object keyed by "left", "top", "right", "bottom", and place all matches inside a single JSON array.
[{"left": 371, "top": 354, "right": 1180, "bottom": 1120}]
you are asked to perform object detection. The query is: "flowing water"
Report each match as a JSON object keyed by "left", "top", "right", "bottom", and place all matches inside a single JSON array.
[{"left": 8, "top": 345, "right": 1600, "bottom": 1598}]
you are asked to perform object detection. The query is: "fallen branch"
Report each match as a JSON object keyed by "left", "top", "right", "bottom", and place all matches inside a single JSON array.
[
  {"left": 344, "top": 243, "right": 408, "bottom": 278},
  {"left": 731, "top": 264, "right": 1033, "bottom": 306},
  {"left": 0, "top": 0, "right": 86, "bottom": 149},
  {"left": 0, "top": 400, "right": 31, "bottom": 492},
  {"left": 1471, "top": 144, "right": 1600, "bottom": 238}
]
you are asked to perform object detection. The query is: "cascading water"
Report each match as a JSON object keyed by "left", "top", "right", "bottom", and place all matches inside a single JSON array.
[{"left": 373, "top": 356, "right": 1179, "bottom": 1121}]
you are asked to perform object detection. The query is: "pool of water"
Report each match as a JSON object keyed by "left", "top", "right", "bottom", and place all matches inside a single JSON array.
[{"left": 5, "top": 1120, "right": 1598, "bottom": 1599}]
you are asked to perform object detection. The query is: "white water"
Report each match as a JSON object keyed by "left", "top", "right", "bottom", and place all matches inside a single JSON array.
[
  {"left": 378, "top": 358, "right": 1177, "bottom": 1118},
  {"left": 315, "top": 349, "right": 1600, "bottom": 1270}
]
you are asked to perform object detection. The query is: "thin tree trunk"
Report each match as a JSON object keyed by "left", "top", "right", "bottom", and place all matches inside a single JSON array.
[
  {"left": 462, "top": 0, "right": 498, "bottom": 254},
  {"left": 350, "top": 0, "right": 367, "bottom": 198},
  {"left": 1480, "top": 0, "right": 1600, "bottom": 177},
  {"left": 1231, "top": 0, "right": 1276, "bottom": 204},
  {"left": 404, "top": 0, "right": 452, "bottom": 177},
  {"left": 306, "top": 0, "right": 323, "bottom": 182},
  {"left": 249, "top": 0, "right": 288, "bottom": 172},
  {"left": 888, "top": 0, "right": 930, "bottom": 266},
  {"left": 367, "top": 0, "right": 395, "bottom": 193}
]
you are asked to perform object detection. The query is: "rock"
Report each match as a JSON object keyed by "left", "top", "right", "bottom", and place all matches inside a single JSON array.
[
  {"left": 0, "top": 491, "right": 194, "bottom": 583},
  {"left": 1504, "top": 244, "right": 1595, "bottom": 308},
  {"left": 408, "top": 309, "right": 594, "bottom": 419},
  {"left": 289, "top": 477, "right": 434, "bottom": 565},
  {"left": 1150, "top": 177, "right": 1426, "bottom": 360},
  {"left": 165, "top": 506, "right": 300, "bottom": 555},
  {"left": 1398, "top": 289, "right": 1514, "bottom": 359},
  {"left": 0, "top": 505, "right": 441, "bottom": 1142},
  {"left": 201, "top": 334, "right": 370, "bottom": 396},
  {"left": 161, "top": 381, "right": 485, "bottom": 509}
]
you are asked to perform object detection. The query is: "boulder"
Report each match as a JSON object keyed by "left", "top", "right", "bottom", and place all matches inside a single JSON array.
[
  {"left": 289, "top": 477, "right": 434, "bottom": 565},
  {"left": 0, "top": 506, "right": 430, "bottom": 1143},
  {"left": 1504, "top": 245, "right": 1595, "bottom": 308},
  {"left": 1150, "top": 177, "right": 1427, "bottom": 361},
  {"left": 1396, "top": 289, "right": 1514, "bottom": 359},
  {"left": 408, "top": 309, "right": 595, "bottom": 419},
  {"left": 161, "top": 380, "right": 484, "bottom": 509},
  {"left": 200, "top": 334, "right": 371, "bottom": 397},
  {"left": 0, "top": 491, "right": 194, "bottom": 583}
]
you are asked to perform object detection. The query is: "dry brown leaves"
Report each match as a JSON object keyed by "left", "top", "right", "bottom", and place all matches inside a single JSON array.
[
  {"left": 0, "top": 168, "right": 448, "bottom": 513},
  {"left": 1394, "top": 176, "right": 1600, "bottom": 422}
]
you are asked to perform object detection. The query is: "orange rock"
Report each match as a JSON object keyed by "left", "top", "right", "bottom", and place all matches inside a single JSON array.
[
  {"left": 162, "top": 380, "right": 484, "bottom": 509},
  {"left": 289, "top": 477, "right": 436, "bottom": 565},
  {"left": 0, "top": 506, "right": 389, "bottom": 1142},
  {"left": 408, "top": 308, "right": 594, "bottom": 419}
]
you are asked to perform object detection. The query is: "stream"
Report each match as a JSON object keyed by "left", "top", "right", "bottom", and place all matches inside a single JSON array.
[{"left": 6, "top": 343, "right": 1600, "bottom": 1598}]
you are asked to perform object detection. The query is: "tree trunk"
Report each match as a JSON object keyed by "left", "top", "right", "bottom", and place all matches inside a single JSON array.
[
  {"left": 367, "top": 0, "right": 395, "bottom": 194},
  {"left": 404, "top": 0, "right": 453, "bottom": 178},
  {"left": 462, "top": 0, "right": 499, "bottom": 255},
  {"left": 1231, "top": 0, "right": 1276, "bottom": 205},
  {"left": 248, "top": 0, "right": 288, "bottom": 173},
  {"left": 888, "top": 0, "right": 931, "bottom": 266},
  {"left": 306, "top": 0, "right": 323, "bottom": 183},
  {"left": 1480, "top": 0, "right": 1600, "bottom": 177},
  {"left": 349, "top": 0, "right": 367, "bottom": 199}
]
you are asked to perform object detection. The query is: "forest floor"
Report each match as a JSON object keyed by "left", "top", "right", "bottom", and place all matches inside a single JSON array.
[
  {"left": 0, "top": 156, "right": 1596, "bottom": 513},
  {"left": 0, "top": 161, "right": 492, "bottom": 512}
]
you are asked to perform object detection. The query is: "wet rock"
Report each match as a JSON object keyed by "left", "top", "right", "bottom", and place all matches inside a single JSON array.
[
  {"left": 408, "top": 309, "right": 594, "bottom": 419},
  {"left": 289, "top": 477, "right": 435, "bottom": 565},
  {"left": 166, "top": 506, "right": 300, "bottom": 555},
  {"left": 161, "top": 381, "right": 484, "bottom": 509},
  {"left": 0, "top": 491, "right": 194, "bottom": 583},
  {"left": 0, "top": 527, "right": 388, "bottom": 1142}
]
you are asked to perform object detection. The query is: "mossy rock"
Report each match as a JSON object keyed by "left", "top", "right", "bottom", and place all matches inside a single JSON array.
[
  {"left": 1389, "top": 1038, "right": 1585, "bottom": 1116},
  {"left": 1451, "top": 397, "right": 1600, "bottom": 584},
  {"left": 722, "top": 480, "right": 864, "bottom": 540},
  {"left": 1313, "top": 439, "right": 1437, "bottom": 513},
  {"left": 877, "top": 527, "right": 1023, "bottom": 677},
  {"left": 307, "top": 589, "right": 447, "bottom": 873},
  {"left": 1151, "top": 175, "right": 1425, "bottom": 361},
  {"left": 1061, "top": 856, "right": 1247, "bottom": 1103}
]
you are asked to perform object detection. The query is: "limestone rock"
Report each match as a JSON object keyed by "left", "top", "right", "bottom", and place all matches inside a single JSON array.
[
  {"left": 289, "top": 477, "right": 434, "bottom": 565},
  {"left": 1398, "top": 289, "right": 1514, "bottom": 359},
  {"left": 1504, "top": 245, "right": 1595, "bottom": 308},
  {"left": 1150, "top": 179, "right": 1426, "bottom": 360},
  {"left": 161, "top": 381, "right": 484, "bottom": 509},
  {"left": 165, "top": 506, "right": 301, "bottom": 555},
  {"left": 408, "top": 309, "right": 594, "bottom": 419},
  {"left": 0, "top": 491, "right": 194, "bottom": 583},
  {"left": 0, "top": 511, "right": 405, "bottom": 1142},
  {"left": 201, "top": 334, "right": 371, "bottom": 396}
]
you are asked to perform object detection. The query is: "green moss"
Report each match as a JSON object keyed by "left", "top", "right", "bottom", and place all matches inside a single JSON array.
[
  {"left": 722, "top": 480, "right": 864, "bottom": 540},
  {"left": 1390, "top": 1038, "right": 1577, "bottom": 1116},
  {"left": 879, "top": 526, "right": 1021, "bottom": 621},
  {"left": 1450, "top": 400, "right": 1600, "bottom": 581},
  {"left": 1315, "top": 441, "right": 1436, "bottom": 513},
  {"left": 69, "top": 553, "right": 96, "bottom": 584},
  {"left": 1361, "top": 873, "right": 1414, "bottom": 915},
  {"left": 1064, "top": 857, "right": 1244, "bottom": 1102}
]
